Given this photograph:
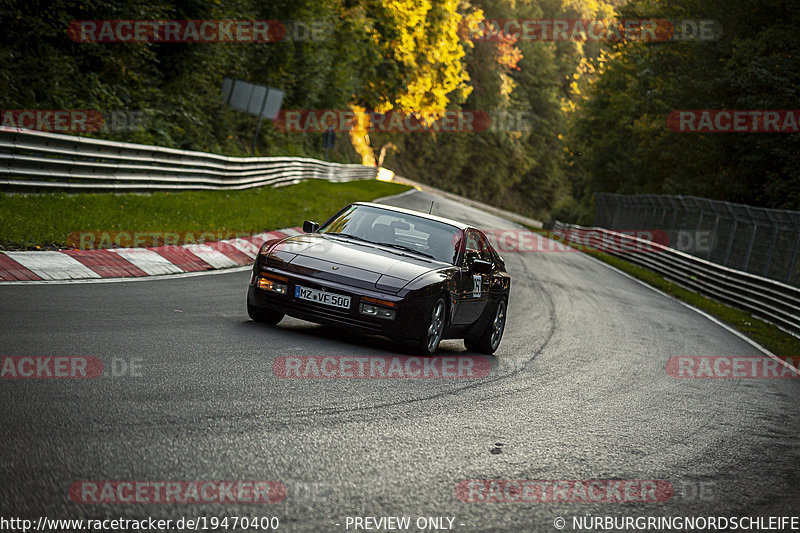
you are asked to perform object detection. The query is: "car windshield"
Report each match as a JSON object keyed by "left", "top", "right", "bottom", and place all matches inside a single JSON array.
[{"left": 319, "top": 205, "right": 461, "bottom": 264}]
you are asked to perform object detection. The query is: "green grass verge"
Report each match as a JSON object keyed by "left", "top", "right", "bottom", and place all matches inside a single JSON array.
[
  {"left": 0, "top": 179, "right": 411, "bottom": 251},
  {"left": 531, "top": 227, "right": 800, "bottom": 358}
]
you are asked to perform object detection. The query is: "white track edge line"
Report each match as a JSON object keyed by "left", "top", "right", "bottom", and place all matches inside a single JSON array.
[
  {"left": 0, "top": 265, "right": 252, "bottom": 285},
  {"left": 372, "top": 188, "right": 419, "bottom": 203},
  {"left": 579, "top": 252, "right": 800, "bottom": 377}
]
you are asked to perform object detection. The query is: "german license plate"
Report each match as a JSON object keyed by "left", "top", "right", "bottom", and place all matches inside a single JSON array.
[{"left": 294, "top": 285, "right": 351, "bottom": 309}]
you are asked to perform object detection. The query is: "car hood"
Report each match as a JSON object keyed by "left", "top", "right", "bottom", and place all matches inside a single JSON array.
[{"left": 267, "top": 233, "right": 446, "bottom": 293}]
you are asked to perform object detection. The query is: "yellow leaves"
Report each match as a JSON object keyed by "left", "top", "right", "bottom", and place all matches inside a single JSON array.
[
  {"left": 497, "top": 36, "right": 523, "bottom": 71},
  {"left": 568, "top": 48, "right": 620, "bottom": 102},
  {"left": 374, "top": 101, "right": 393, "bottom": 114},
  {"left": 500, "top": 73, "right": 517, "bottom": 98},
  {"left": 561, "top": 97, "right": 578, "bottom": 114},
  {"left": 562, "top": 0, "right": 617, "bottom": 19},
  {"left": 347, "top": 104, "right": 376, "bottom": 166},
  {"left": 372, "top": 0, "right": 433, "bottom": 64},
  {"left": 459, "top": 9, "right": 485, "bottom": 48},
  {"left": 364, "top": 0, "right": 475, "bottom": 119}
]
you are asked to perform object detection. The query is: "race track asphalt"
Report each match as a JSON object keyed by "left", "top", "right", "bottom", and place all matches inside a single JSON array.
[{"left": 1, "top": 189, "right": 798, "bottom": 531}]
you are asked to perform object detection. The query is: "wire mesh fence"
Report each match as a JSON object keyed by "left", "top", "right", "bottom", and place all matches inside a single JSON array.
[{"left": 593, "top": 193, "right": 800, "bottom": 288}]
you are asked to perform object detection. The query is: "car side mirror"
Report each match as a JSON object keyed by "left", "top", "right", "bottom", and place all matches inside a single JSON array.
[
  {"left": 471, "top": 259, "right": 492, "bottom": 274},
  {"left": 303, "top": 220, "right": 319, "bottom": 233}
]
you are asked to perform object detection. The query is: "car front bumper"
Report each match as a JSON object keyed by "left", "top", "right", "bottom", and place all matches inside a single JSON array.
[{"left": 247, "top": 271, "right": 434, "bottom": 342}]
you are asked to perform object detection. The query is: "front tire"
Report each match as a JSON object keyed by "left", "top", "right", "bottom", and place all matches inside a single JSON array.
[
  {"left": 465, "top": 298, "right": 507, "bottom": 355},
  {"left": 247, "top": 303, "right": 284, "bottom": 325},
  {"left": 415, "top": 297, "right": 446, "bottom": 355}
]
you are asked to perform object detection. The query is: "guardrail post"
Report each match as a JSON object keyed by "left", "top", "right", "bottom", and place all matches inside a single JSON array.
[
  {"left": 707, "top": 214, "right": 719, "bottom": 261},
  {"left": 722, "top": 220, "right": 737, "bottom": 267},
  {"left": 787, "top": 231, "right": 800, "bottom": 284},
  {"left": 762, "top": 226, "right": 779, "bottom": 278},
  {"left": 721, "top": 200, "right": 738, "bottom": 267},
  {"left": 742, "top": 223, "right": 758, "bottom": 272},
  {"left": 611, "top": 196, "right": 622, "bottom": 229}
]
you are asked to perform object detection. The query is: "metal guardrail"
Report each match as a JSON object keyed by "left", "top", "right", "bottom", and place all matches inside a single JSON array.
[
  {"left": 552, "top": 221, "right": 800, "bottom": 337},
  {"left": 594, "top": 192, "right": 800, "bottom": 287},
  {"left": 0, "top": 127, "right": 378, "bottom": 191}
]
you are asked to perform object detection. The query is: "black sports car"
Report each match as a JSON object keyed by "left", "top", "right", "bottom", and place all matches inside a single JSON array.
[{"left": 247, "top": 202, "right": 511, "bottom": 354}]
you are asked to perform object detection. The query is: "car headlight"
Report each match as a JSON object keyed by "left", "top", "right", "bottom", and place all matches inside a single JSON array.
[
  {"left": 257, "top": 274, "right": 288, "bottom": 294},
  {"left": 359, "top": 296, "right": 397, "bottom": 320}
]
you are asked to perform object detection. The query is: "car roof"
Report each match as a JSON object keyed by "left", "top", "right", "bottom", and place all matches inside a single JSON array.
[{"left": 351, "top": 202, "right": 471, "bottom": 230}]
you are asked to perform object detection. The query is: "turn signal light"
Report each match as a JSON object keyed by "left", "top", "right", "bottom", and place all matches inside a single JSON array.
[
  {"left": 257, "top": 276, "right": 288, "bottom": 294},
  {"left": 361, "top": 296, "right": 397, "bottom": 308}
]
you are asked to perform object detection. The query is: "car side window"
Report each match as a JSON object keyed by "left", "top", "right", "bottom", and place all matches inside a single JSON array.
[
  {"left": 474, "top": 232, "right": 494, "bottom": 263},
  {"left": 461, "top": 230, "right": 495, "bottom": 269},
  {"left": 463, "top": 231, "right": 481, "bottom": 268}
]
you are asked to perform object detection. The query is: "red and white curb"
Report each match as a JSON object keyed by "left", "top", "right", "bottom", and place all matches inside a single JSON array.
[{"left": 0, "top": 227, "right": 303, "bottom": 282}]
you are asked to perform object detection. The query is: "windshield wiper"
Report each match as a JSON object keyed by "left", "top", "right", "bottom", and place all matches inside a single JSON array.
[
  {"left": 324, "top": 232, "right": 375, "bottom": 244},
  {"left": 325, "top": 233, "right": 438, "bottom": 260},
  {"left": 378, "top": 243, "right": 437, "bottom": 260}
]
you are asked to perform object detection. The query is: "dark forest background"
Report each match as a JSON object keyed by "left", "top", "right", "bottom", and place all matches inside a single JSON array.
[{"left": 1, "top": 0, "right": 798, "bottom": 222}]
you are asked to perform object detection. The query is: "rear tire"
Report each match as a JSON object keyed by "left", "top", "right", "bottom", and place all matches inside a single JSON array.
[
  {"left": 464, "top": 298, "right": 507, "bottom": 355},
  {"left": 247, "top": 303, "right": 284, "bottom": 325},
  {"left": 414, "top": 297, "right": 446, "bottom": 355}
]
